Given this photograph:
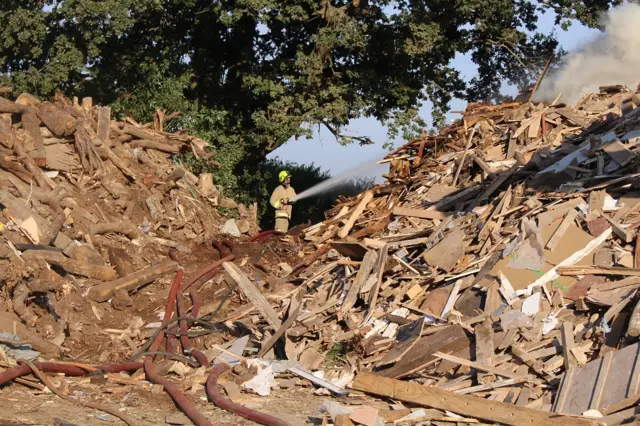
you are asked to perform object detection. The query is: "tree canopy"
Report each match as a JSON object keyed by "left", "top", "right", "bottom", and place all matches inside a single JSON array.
[{"left": 0, "top": 0, "right": 620, "bottom": 203}]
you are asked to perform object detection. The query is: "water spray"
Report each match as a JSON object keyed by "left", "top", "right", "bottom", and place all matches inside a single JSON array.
[{"left": 289, "top": 158, "right": 381, "bottom": 202}]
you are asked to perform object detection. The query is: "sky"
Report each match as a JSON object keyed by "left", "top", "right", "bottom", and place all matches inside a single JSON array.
[{"left": 267, "top": 9, "right": 600, "bottom": 180}]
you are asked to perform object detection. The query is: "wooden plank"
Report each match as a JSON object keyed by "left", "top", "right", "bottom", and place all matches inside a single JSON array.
[
  {"left": 559, "top": 266, "right": 640, "bottom": 276},
  {"left": 366, "top": 244, "right": 389, "bottom": 318},
  {"left": 560, "top": 321, "right": 577, "bottom": 371},
  {"left": 22, "top": 250, "right": 117, "bottom": 281},
  {"left": 603, "top": 214, "right": 633, "bottom": 243},
  {"left": 498, "top": 271, "right": 518, "bottom": 305},
  {"left": 506, "top": 132, "right": 516, "bottom": 159},
  {"left": 455, "top": 376, "right": 531, "bottom": 394},
  {"left": 377, "top": 318, "right": 425, "bottom": 367},
  {"left": 628, "top": 299, "right": 640, "bottom": 337},
  {"left": 600, "top": 311, "right": 630, "bottom": 357},
  {"left": 441, "top": 279, "right": 462, "bottom": 317},
  {"left": 589, "top": 190, "right": 606, "bottom": 214},
  {"left": 423, "top": 229, "right": 465, "bottom": 272},
  {"left": 257, "top": 286, "right": 306, "bottom": 357},
  {"left": 546, "top": 209, "right": 578, "bottom": 250},
  {"left": 433, "top": 352, "right": 525, "bottom": 379},
  {"left": 377, "top": 324, "right": 470, "bottom": 379},
  {"left": 516, "top": 387, "right": 531, "bottom": 407},
  {"left": 352, "top": 373, "right": 596, "bottom": 426},
  {"left": 338, "top": 190, "right": 374, "bottom": 239},
  {"left": 603, "top": 140, "right": 635, "bottom": 167},
  {"left": 474, "top": 156, "right": 493, "bottom": 175},
  {"left": 341, "top": 250, "right": 378, "bottom": 313},
  {"left": 590, "top": 351, "right": 614, "bottom": 410},
  {"left": 452, "top": 122, "right": 476, "bottom": 186},
  {"left": 474, "top": 319, "right": 494, "bottom": 370},
  {"left": 97, "top": 106, "right": 111, "bottom": 146},
  {"left": 601, "top": 406, "right": 640, "bottom": 426},
  {"left": 556, "top": 108, "right": 590, "bottom": 127},
  {"left": 498, "top": 329, "right": 518, "bottom": 351},
  {"left": 392, "top": 206, "right": 450, "bottom": 220},
  {"left": 87, "top": 258, "right": 177, "bottom": 302},
  {"left": 223, "top": 262, "right": 281, "bottom": 329}
]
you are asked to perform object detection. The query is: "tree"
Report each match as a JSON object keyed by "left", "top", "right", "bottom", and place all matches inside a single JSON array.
[{"left": 0, "top": 0, "right": 619, "bottom": 202}]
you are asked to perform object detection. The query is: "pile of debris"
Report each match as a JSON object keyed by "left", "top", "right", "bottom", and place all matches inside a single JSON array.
[
  {"left": 0, "top": 91, "right": 259, "bottom": 359},
  {"left": 5, "top": 85, "right": 640, "bottom": 426},
  {"left": 211, "top": 86, "right": 640, "bottom": 426}
]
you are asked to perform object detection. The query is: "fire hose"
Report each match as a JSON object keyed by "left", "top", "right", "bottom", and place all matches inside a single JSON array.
[
  {"left": 206, "top": 363, "right": 291, "bottom": 426},
  {"left": 249, "top": 230, "right": 283, "bottom": 243},
  {"left": 0, "top": 242, "right": 290, "bottom": 426}
]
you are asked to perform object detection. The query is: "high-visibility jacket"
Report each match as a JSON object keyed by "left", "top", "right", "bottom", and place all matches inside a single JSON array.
[{"left": 270, "top": 184, "right": 296, "bottom": 219}]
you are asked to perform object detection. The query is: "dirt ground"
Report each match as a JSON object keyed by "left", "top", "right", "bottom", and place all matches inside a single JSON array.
[{"left": 0, "top": 382, "right": 327, "bottom": 425}]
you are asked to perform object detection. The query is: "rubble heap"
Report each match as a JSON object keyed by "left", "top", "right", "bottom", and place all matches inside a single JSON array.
[
  {"left": 223, "top": 86, "right": 640, "bottom": 425},
  {"left": 4, "top": 86, "right": 640, "bottom": 426},
  {"left": 0, "top": 91, "right": 258, "bottom": 357}
]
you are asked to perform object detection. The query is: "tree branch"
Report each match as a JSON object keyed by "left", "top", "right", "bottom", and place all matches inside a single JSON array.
[{"left": 321, "top": 121, "right": 374, "bottom": 145}]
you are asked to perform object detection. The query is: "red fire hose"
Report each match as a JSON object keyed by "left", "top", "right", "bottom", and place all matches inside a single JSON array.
[
  {"left": 206, "top": 363, "right": 291, "bottom": 426},
  {"left": 144, "top": 268, "right": 214, "bottom": 426},
  {"left": 249, "top": 230, "right": 282, "bottom": 243},
  {"left": 0, "top": 362, "right": 142, "bottom": 385},
  {"left": 0, "top": 242, "right": 289, "bottom": 426}
]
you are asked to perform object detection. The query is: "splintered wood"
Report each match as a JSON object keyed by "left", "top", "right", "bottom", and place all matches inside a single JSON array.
[
  {"left": 7, "top": 86, "right": 640, "bottom": 426},
  {"left": 234, "top": 87, "right": 640, "bottom": 426}
]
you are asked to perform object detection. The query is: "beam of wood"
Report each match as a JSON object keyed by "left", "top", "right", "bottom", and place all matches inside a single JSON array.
[
  {"left": 546, "top": 209, "right": 578, "bottom": 250},
  {"left": 455, "top": 376, "right": 532, "bottom": 394},
  {"left": 603, "top": 140, "right": 635, "bottom": 167},
  {"left": 258, "top": 286, "right": 306, "bottom": 357},
  {"left": 441, "top": 279, "right": 462, "bottom": 318},
  {"left": 96, "top": 106, "right": 111, "bottom": 146},
  {"left": 559, "top": 265, "right": 640, "bottom": 277},
  {"left": 87, "top": 258, "right": 178, "bottom": 302},
  {"left": 433, "top": 352, "right": 525, "bottom": 379},
  {"left": 129, "top": 139, "right": 181, "bottom": 153},
  {"left": 556, "top": 108, "right": 590, "bottom": 127},
  {"left": 603, "top": 289, "right": 637, "bottom": 322},
  {"left": 341, "top": 250, "right": 378, "bottom": 313},
  {"left": 392, "top": 206, "right": 450, "bottom": 220},
  {"left": 474, "top": 319, "right": 495, "bottom": 369},
  {"left": 592, "top": 277, "right": 640, "bottom": 292},
  {"left": 560, "top": 321, "right": 577, "bottom": 371},
  {"left": 603, "top": 213, "right": 633, "bottom": 243},
  {"left": 628, "top": 299, "right": 640, "bottom": 337},
  {"left": 338, "top": 190, "right": 374, "bottom": 239},
  {"left": 378, "top": 324, "right": 470, "bottom": 379},
  {"left": 452, "top": 123, "right": 477, "bottom": 187},
  {"left": 352, "top": 373, "right": 596, "bottom": 426},
  {"left": 22, "top": 109, "right": 46, "bottom": 166},
  {"left": 528, "top": 228, "right": 612, "bottom": 293},
  {"left": 22, "top": 250, "right": 117, "bottom": 281},
  {"left": 366, "top": 244, "right": 389, "bottom": 319},
  {"left": 223, "top": 262, "right": 281, "bottom": 329}
]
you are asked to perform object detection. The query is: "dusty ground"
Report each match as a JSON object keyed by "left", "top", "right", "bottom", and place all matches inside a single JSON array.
[{"left": 0, "top": 382, "right": 327, "bottom": 425}]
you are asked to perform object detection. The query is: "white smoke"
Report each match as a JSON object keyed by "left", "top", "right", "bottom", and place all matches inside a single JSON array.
[{"left": 533, "top": 3, "right": 640, "bottom": 104}]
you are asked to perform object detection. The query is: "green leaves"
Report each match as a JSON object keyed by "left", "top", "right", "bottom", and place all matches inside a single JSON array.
[{"left": 0, "top": 0, "right": 619, "bottom": 163}]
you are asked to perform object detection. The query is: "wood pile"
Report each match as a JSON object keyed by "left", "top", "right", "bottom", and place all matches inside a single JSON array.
[
  {"left": 218, "top": 85, "right": 640, "bottom": 425},
  {"left": 0, "top": 91, "right": 258, "bottom": 343}
]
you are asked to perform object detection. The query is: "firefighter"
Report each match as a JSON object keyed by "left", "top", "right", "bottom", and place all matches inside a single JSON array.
[{"left": 270, "top": 170, "right": 296, "bottom": 232}]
